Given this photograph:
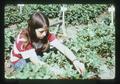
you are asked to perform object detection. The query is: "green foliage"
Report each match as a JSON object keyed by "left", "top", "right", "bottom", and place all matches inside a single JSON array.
[
  {"left": 65, "top": 4, "right": 110, "bottom": 25},
  {"left": 5, "top": 4, "right": 115, "bottom": 79},
  {"left": 4, "top": 27, "right": 19, "bottom": 57},
  {"left": 64, "top": 22, "right": 115, "bottom": 76},
  {"left": 5, "top": 21, "right": 115, "bottom": 79},
  {"left": 5, "top": 4, "right": 111, "bottom": 26},
  {"left": 5, "top": 4, "right": 61, "bottom": 26}
]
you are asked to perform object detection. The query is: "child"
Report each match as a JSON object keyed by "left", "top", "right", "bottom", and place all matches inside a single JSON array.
[{"left": 10, "top": 12, "right": 85, "bottom": 75}]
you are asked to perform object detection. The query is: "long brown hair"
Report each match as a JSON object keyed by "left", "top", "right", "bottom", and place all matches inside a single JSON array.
[
  {"left": 24, "top": 12, "right": 50, "bottom": 52},
  {"left": 28, "top": 12, "right": 49, "bottom": 42}
]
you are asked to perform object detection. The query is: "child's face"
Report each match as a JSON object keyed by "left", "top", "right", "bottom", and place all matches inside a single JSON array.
[{"left": 35, "top": 27, "right": 48, "bottom": 39}]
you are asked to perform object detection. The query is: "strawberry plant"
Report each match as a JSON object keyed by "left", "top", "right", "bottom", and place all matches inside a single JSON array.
[{"left": 5, "top": 4, "right": 111, "bottom": 27}]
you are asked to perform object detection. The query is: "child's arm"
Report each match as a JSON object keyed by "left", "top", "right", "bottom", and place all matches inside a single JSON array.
[
  {"left": 50, "top": 39, "right": 85, "bottom": 75},
  {"left": 14, "top": 30, "right": 46, "bottom": 65},
  {"left": 20, "top": 49, "right": 46, "bottom": 65}
]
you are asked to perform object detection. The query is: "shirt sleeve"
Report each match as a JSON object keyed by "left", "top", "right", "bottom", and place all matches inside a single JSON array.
[
  {"left": 47, "top": 33, "right": 56, "bottom": 42},
  {"left": 20, "top": 49, "right": 37, "bottom": 59},
  {"left": 49, "top": 39, "right": 60, "bottom": 47}
]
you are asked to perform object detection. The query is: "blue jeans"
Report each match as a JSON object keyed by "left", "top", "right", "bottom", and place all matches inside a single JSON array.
[{"left": 12, "top": 59, "right": 27, "bottom": 71}]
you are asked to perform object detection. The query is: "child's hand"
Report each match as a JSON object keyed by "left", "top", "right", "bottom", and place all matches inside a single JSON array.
[{"left": 73, "top": 60, "right": 85, "bottom": 75}]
